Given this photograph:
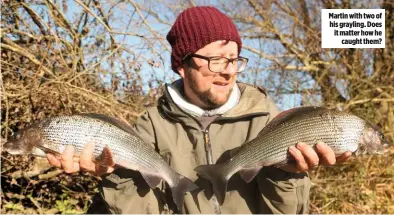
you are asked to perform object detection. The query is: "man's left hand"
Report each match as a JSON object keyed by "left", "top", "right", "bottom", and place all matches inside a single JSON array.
[{"left": 280, "top": 142, "right": 352, "bottom": 173}]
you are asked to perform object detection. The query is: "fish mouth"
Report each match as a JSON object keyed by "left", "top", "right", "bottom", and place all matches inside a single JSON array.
[
  {"left": 363, "top": 143, "right": 391, "bottom": 155},
  {"left": 383, "top": 143, "right": 392, "bottom": 154},
  {"left": 3, "top": 148, "right": 24, "bottom": 155},
  {"left": 2, "top": 141, "right": 23, "bottom": 155}
]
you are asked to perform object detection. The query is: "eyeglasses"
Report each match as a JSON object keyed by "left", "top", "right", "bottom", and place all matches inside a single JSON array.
[{"left": 182, "top": 53, "right": 248, "bottom": 73}]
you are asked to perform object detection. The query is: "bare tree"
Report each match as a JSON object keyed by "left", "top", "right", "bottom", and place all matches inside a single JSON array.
[
  {"left": 1, "top": 0, "right": 392, "bottom": 213},
  {"left": 221, "top": 0, "right": 393, "bottom": 141},
  {"left": 1, "top": 1, "right": 175, "bottom": 213},
  {"left": 220, "top": 0, "right": 393, "bottom": 213}
]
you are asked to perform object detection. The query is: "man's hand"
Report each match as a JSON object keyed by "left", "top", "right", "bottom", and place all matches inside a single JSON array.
[
  {"left": 280, "top": 142, "right": 352, "bottom": 173},
  {"left": 46, "top": 142, "right": 115, "bottom": 176}
]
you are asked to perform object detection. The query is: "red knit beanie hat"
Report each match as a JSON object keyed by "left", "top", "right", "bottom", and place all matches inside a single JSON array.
[{"left": 166, "top": 6, "right": 242, "bottom": 74}]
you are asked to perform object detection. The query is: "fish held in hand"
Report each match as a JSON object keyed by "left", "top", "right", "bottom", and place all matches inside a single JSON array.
[
  {"left": 194, "top": 106, "right": 390, "bottom": 205},
  {"left": 3, "top": 113, "right": 198, "bottom": 210}
]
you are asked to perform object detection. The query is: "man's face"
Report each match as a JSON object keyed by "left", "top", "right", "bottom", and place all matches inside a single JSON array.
[{"left": 179, "top": 41, "right": 239, "bottom": 109}]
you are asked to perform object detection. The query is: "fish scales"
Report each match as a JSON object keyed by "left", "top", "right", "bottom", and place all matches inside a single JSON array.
[
  {"left": 228, "top": 109, "right": 363, "bottom": 171},
  {"left": 42, "top": 115, "right": 169, "bottom": 175},
  {"left": 194, "top": 106, "right": 388, "bottom": 205},
  {"left": 3, "top": 114, "right": 198, "bottom": 210}
]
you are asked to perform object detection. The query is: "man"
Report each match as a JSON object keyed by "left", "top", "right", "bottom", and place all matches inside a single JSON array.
[{"left": 47, "top": 6, "right": 351, "bottom": 214}]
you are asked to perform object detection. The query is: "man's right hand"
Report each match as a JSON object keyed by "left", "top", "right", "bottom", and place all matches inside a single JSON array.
[{"left": 46, "top": 142, "right": 115, "bottom": 176}]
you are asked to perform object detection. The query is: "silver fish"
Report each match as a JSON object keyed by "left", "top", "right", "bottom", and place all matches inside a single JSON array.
[
  {"left": 194, "top": 106, "right": 390, "bottom": 205},
  {"left": 3, "top": 113, "right": 198, "bottom": 210}
]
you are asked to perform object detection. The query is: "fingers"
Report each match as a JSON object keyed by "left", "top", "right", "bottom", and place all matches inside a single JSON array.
[
  {"left": 336, "top": 151, "right": 352, "bottom": 163},
  {"left": 288, "top": 142, "right": 320, "bottom": 172},
  {"left": 296, "top": 142, "right": 319, "bottom": 168},
  {"left": 278, "top": 164, "right": 301, "bottom": 173},
  {"left": 282, "top": 142, "right": 354, "bottom": 173},
  {"left": 286, "top": 142, "right": 327, "bottom": 173},
  {"left": 316, "top": 142, "right": 336, "bottom": 166},
  {"left": 289, "top": 145, "right": 309, "bottom": 172},
  {"left": 80, "top": 142, "right": 116, "bottom": 175},
  {"left": 61, "top": 145, "right": 80, "bottom": 173},
  {"left": 95, "top": 165, "right": 115, "bottom": 176},
  {"left": 80, "top": 142, "right": 96, "bottom": 172},
  {"left": 46, "top": 142, "right": 115, "bottom": 176},
  {"left": 47, "top": 153, "right": 62, "bottom": 168}
]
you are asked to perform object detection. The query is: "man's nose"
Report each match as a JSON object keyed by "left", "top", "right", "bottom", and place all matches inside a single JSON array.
[{"left": 220, "top": 62, "right": 237, "bottom": 75}]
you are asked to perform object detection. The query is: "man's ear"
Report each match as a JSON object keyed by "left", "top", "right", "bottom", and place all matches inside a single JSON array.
[{"left": 177, "top": 66, "right": 186, "bottom": 79}]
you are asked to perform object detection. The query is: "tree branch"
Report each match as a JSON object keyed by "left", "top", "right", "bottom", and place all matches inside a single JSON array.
[{"left": 1, "top": 37, "right": 55, "bottom": 78}]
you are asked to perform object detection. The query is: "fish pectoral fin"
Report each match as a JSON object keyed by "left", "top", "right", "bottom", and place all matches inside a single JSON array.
[
  {"left": 36, "top": 145, "right": 62, "bottom": 157},
  {"left": 273, "top": 159, "right": 292, "bottom": 168},
  {"left": 194, "top": 164, "right": 228, "bottom": 205},
  {"left": 36, "top": 145, "right": 80, "bottom": 162},
  {"left": 96, "top": 146, "right": 115, "bottom": 167},
  {"left": 170, "top": 176, "right": 199, "bottom": 211},
  {"left": 141, "top": 173, "right": 162, "bottom": 189},
  {"left": 31, "top": 147, "right": 49, "bottom": 157},
  {"left": 239, "top": 167, "right": 263, "bottom": 183}
]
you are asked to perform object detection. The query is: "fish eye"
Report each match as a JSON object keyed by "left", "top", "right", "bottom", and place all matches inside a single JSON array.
[
  {"left": 15, "top": 134, "right": 21, "bottom": 139},
  {"left": 377, "top": 131, "right": 386, "bottom": 141}
]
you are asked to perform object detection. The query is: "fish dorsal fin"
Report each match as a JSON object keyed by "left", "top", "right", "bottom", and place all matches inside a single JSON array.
[
  {"left": 141, "top": 173, "right": 162, "bottom": 189},
  {"left": 239, "top": 167, "right": 262, "bottom": 183},
  {"left": 96, "top": 146, "right": 115, "bottom": 167},
  {"left": 79, "top": 113, "right": 136, "bottom": 135},
  {"left": 258, "top": 106, "right": 327, "bottom": 137}
]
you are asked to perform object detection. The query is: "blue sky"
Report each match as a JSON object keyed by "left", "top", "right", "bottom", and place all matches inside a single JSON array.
[{"left": 29, "top": 0, "right": 311, "bottom": 110}]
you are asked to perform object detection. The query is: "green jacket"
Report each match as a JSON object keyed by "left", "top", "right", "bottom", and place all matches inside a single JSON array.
[{"left": 93, "top": 81, "right": 311, "bottom": 214}]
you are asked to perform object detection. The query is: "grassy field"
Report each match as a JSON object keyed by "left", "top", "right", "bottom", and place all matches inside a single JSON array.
[
  {"left": 309, "top": 147, "right": 394, "bottom": 214},
  {"left": 1, "top": 155, "right": 99, "bottom": 214},
  {"left": 1, "top": 147, "right": 393, "bottom": 214}
]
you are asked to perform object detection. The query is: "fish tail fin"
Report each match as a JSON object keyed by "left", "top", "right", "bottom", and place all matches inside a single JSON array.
[
  {"left": 170, "top": 175, "right": 199, "bottom": 211},
  {"left": 194, "top": 164, "right": 229, "bottom": 205}
]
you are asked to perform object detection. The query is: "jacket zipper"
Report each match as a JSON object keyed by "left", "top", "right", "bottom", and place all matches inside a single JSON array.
[
  {"left": 200, "top": 112, "right": 270, "bottom": 214},
  {"left": 160, "top": 87, "right": 271, "bottom": 213},
  {"left": 203, "top": 128, "right": 221, "bottom": 215},
  {"left": 163, "top": 109, "right": 269, "bottom": 214},
  {"left": 203, "top": 129, "right": 214, "bottom": 165}
]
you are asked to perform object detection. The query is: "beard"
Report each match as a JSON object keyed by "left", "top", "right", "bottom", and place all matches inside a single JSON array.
[{"left": 186, "top": 70, "right": 233, "bottom": 109}]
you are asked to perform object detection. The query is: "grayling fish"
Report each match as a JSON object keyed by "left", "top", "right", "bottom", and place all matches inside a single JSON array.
[
  {"left": 194, "top": 106, "right": 390, "bottom": 205},
  {"left": 3, "top": 113, "right": 198, "bottom": 210}
]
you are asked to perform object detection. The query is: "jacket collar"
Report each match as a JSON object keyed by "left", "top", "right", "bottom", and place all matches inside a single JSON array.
[
  {"left": 158, "top": 80, "right": 270, "bottom": 125},
  {"left": 222, "top": 82, "right": 270, "bottom": 118},
  {"left": 166, "top": 79, "right": 241, "bottom": 117}
]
